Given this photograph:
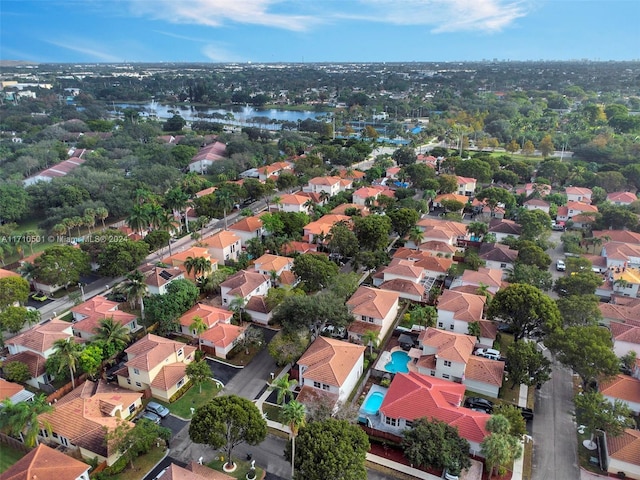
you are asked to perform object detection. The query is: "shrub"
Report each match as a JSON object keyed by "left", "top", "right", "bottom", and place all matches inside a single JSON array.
[{"left": 169, "top": 381, "right": 192, "bottom": 403}]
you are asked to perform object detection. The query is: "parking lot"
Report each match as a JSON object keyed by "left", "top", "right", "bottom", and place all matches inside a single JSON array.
[{"left": 205, "top": 358, "right": 241, "bottom": 386}]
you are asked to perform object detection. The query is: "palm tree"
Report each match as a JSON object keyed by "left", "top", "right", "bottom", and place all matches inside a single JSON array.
[
  {"left": 25, "top": 308, "right": 40, "bottom": 327},
  {"left": 466, "top": 221, "right": 488, "bottom": 241},
  {"left": 62, "top": 217, "right": 75, "bottom": 237},
  {"left": 281, "top": 400, "right": 306, "bottom": 479},
  {"left": 184, "top": 256, "right": 211, "bottom": 280},
  {"left": 72, "top": 216, "right": 83, "bottom": 237},
  {"left": 0, "top": 394, "right": 53, "bottom": 447},
  {"left": 94, "top": 317, "right": 131, "bottom": 355},
  {"left": 213, "top": 189, "right": 234, "bottom": 231},
  {"left": 408, "top": 226, "right": 424, "bottom": 247},
  {"left": 18, "top": 261, "right": 37, "bottom": 290},
  {"left": 165, "top": 187, "right": 191, "bottom": 233},
  {"left": 123, "top": 270, "right": 148, "bottom": 321},
  {"left": 190, "top": 315, "right": 207, "bottom": 341},
  {"left": 22, "top": 230, "right": 38, "bottom": 255},
  {"left": 270, "top": 195, "right": 282, "bottom": 212},
  {"left": 84, "top": 208, "right": 96, "bottom": 234},
  {"left": 52, "top": 223, "right": 66, "bottom": 239},
  {"left": 51, "top": 338, "right": 83, "bottom": 389},
  {"left": 362, "top": 330, "right": 380, "bottom": 356},
  {"left": 157, "top": 211, "right": 180, "bottom": 256},
  {"left": 268, "top": 373, "right": 298, "bottom": 405},
  {"left": 95, "top": 207, "right": 109, "bottom": 230},
  {"left": 146, "top": 203, "right": 166, "bottom": 230},
  {"left": 229, "top": 295, "right": 247, "bottom": 323},
  {"left": 126, "top": 204, "right": 150, "bottom": 236}
]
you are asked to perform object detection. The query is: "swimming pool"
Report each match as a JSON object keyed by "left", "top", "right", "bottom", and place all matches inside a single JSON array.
[
  {"left": 384, "top": 350, "right": 410, "bottom": 374},
  {"left": 361, "top": 391, "right": 385, "bottom": 415}
]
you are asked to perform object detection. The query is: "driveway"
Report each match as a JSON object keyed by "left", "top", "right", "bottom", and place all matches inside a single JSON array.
[
  {"left": 143, "top": 456, "right": 185, "bottom": 480},
  {"left": 205, "top": 358, "right": 241, "bottom": 387},
  {"left": 162, "top": 414, "right": 188, "bottom": 438}
]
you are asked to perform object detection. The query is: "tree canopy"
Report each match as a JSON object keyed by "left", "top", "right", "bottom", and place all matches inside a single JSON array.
[
  {"left": 33, "top": 245, "right": 91, "bottom": 287},
  {"left": 292, "top": 253, "right": 339, "bottom": 292}
]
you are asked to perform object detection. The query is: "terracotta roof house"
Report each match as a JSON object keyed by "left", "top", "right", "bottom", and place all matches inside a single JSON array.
[
  {"left": 116, "top": 334, "right": 196, "bottom": 402},
  {"left": 556, "top": 201, "right": 599, "bottom": 223},
  {"left": 23, "top": 155, "right": 88, "bottom": 187},
  {"left": 71, "top": 296, "right": 139, "bottom": 340},
  {"left": 281, "top": 241, "right": 318, "bottom": 256},
  {"left": 605, "top": 428, "right": 640, "bottom": 478},
  {"left": 220, "top": 270, "right": 271, "bottom": 309},
  {"left": 0, "top": 443, "right": 90, "bottom": 480},
  {"left": 413, "top": 255, "right": 454, "bottom": 279},
  {"left": 464, "top": 356, "right": 505, "bottom": 396},
  {"left": 417, "top": 328, "right": 503, "bottom": 397},
  {"left": 346, "top": 286, "right": 400, "bottom": 344},
  {"left": 228, "top": 216, "right": 264, "bottom": 246},
  {"left": 488, "top": 218, "right": 521, "bottom": 241},
  {"left": 593, "top": 230, "right": 640, "bottom": 246},
  {"left": 253, "top": 253, "right": 294, "bottom": 277},
  {"left": 435, "top": 289, "right": 489, "bottom": 341},
  {"left": 162, "top": 247, "right": 217, "bottom": 281},
  {"left": 452, "top": 267, "right": 503, "bottom": 294},
  {"left": 378, "top": 279, "right": 426, "bottom": 302},
  {"left": 278, "top": 193, "right": 312, "bottom": 214},
  {"left": 194, "top": 186, "right": 217, "bottom": 198},
  {"left": 601, "top": 301, "right": 640, "bottom": 324},
  {"left": 602, "top": 242, "right": 640, "bottom": 269},
  {"left": 607, "top": 191, "right": 638, "bottom": 206},
  {"left": 478, "top": 243, "right": 518, "bottom": 270},
  {"left": 303, "top": 176, "right": 351, "bottom": 197},
  {"left": 0, "top": 378, "right": 35, "bottom": 404},
  {"left": 138, "top": 264, "right": 185, "bottom": 295},
  {"left": 330, "top": 202, "right": 369, "bottom": 216},
  {"left": 161, "top": 462, "right": 235, "bottom": 480},
  {"left": 189, "top": 141, "right": 227, "bottom": 173},
  {"left": 0, "top": 268, "right": 20, "bottom": 279},
  {"left": 377, "top": 372, "right": 490, "bottom": 453},
  {"left": 178, "top": 303, "right": 233, "bottom": 335},
  {"left": 415, "top": 217, "right": 467, "bottom": 246},
  {"left": 456, "top": 176, "right": 477, "bottom": 196},
  {"left": 352, "top": 186, "right": 395, "bottom": 206},
  {"left": 610, "top": 322, "right": 640, "bottom": 358},
  {"left": 517, "top": 183, "right": 551, "bottom": 197},
  {"left": 416, "top": 240, "right": 458, "bottom": 256},
  {"left": 297, "top": 336, "right": 365, "bottom": 405},
  {"left": 600, "top": 374, "right": 640, "bottom": 415},
  {"left": 373, "top": 259, "right": 425, "bottom": 287},
  {"left": 565, "top": 186, "right": 592, "bottom": 204},
  {"left": 303, "top": 214, "right": 350, "bottom": 244},
  {"left": 201, "top": 230, "right": 242, "bottom": 263},
  {"left": 37, "top": 380, "right": 143, "bottom": 467},
  {"left": 257, "top": 161, "right": 293, "bottom": 182},
  {"left": 244, "top": 295, "right": 274, "bottom": 325},
  {"left": 178, "top": 303, "right": 240, "bottom": 359},
  {"left": 432, "top": 193, "right": 468, "bottom": 211},
  {"left": 5, "top": 319, "right": 75, "bottom": 389},
  {"left": 336, "top": 168, "right": 366, "bottom": 181},
  {"left": 523, "top": 198, "right": 550, "bottom": 213}
]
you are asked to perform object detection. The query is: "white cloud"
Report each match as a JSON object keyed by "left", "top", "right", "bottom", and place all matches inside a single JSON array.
[
  {"left": 201, "top": 44, "right": 243, "bottom": 62},
  {"left": 46, "top": 39, "right": 122, "bottom": 62},
  {"left": 128, "top": 0, "right": 317, "bottom": 31}
]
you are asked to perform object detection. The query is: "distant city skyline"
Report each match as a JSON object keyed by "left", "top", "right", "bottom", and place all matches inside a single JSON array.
[{"left": 1, "top": 1, "right": 639, "bottom": 64}]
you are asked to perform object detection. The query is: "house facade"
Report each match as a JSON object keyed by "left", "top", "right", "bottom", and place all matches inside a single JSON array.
[
  {"left": 346, "top": 286, "right": 400, "bottom": 344},
  {"left": 220, "top": 270, "right": 271, "bottom": 308},
  {"left": 202, "top": 230, "right": 242, "bottom": 263},
  {"left": 71, "top": 296, "right": 139, "bottom": 340}
]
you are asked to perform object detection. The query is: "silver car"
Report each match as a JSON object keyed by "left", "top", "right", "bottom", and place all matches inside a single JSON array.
[{"left": 146, "top": 401, "right": 170, "bottom": 418}]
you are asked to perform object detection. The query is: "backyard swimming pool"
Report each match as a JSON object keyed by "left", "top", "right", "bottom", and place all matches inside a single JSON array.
[
  {"left": 384, "top": 350, "right": 410, "bottom": 374},
  {"left": 361, "top": 391, "right": 385, "bottom": 415}
]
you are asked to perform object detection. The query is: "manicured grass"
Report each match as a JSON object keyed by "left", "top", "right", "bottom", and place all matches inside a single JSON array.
[
  {"left": 522, "top": 437, "right": 533, "bottom": 480},
  {"left": 157, "top": 379, "right": 221, "bottom": 419},
  {"left": 207, "top": 456, "right": 264, "bottom": 480},
  {"left": 109, "top": 445, "right": 167, "bottom": 480},
  {"left": 0, "top": 444, "right": 26, "bottom": 473},
  {"left": 576, "top": 430, "right": 606, "bottom": 475},
  {"left": 262, "top": 403, "right": 286, "bottom": 424}
]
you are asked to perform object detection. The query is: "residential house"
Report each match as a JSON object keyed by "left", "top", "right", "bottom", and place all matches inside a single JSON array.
[
  {"left": 253, "top": 253, "right": 294, "bottom": 279},
  {"left": 386, "top": 166, "right": 401, "bottom": 179},
  {"left": 377, "top": 279, "right": 425, "bottom": 302},
  {"left": 194, "top": 186, "right": 216, "bottom": 198},
  {"left": 600, "top": 297, "right": 640, "bottom": 324},
  {"left": 199, "top": 323, "right": 245, "bottom": 360},
  {"left": 0, "top": 268, "right": 20, "bottom": 280},
  {"left": 162, "top": 246, "right": 217, "bottom": 281},
  {"left": 610, "top": 322, "right": 640, "bottom": 358},
  {"left": 296, "top": 336, "right": 365, "bottom": 405},
  {"left": 330, "top": 203, "right": 369, "bottom": 216},
  {"left": 607, "top": 192, "right": 638, "bottom": 206},
  {"left": 488, "top": 218, "right": 521, "bottom": 242},
  {"left": 244, "top": 295, "right": 274, "bottom": 325},
  {"left": 416, "top": 241, "right": 458, "bottom": 257},
  {"left": 189, "top": 141, "right": 226, "bottom": 173},
  {"left": 352, "top": 186, "right": 395, "bottom": 206},
  {"left": 523, "top": 198, "right": 550, "bottom": 213},
  {"left": 609, "top": 267, "right": 640, "bottom": 298},
  {"left": 23, "top": 155, "right": 87, "bottom": 187},
  {"left": 415, "top": 217, "right": 467, "bottom": 247},
  {"left": 600, "top": 374, "right": 640, "bottom": 415},
  {"left": 116, "top": 334, "right": 196, "bottom": 402},
  {"left": 565, "top": 187, "right": 592, "bottom": 204},
  {"left": 38, "top": 380, "right": 143, "bottom": 466},
  {"left": 178, "top": 303, "right": 233, "bottom": 337},
  {"left": 281, "top": 241, "right": 318, "bottom": 256},
  {"left": 602, "top": 242, "right": 640, "bottom": 269},
  {"left": 159, "top": 462, "right": 235, "bottom": 480},
  {"left": 478, "top": 243, "right": 518, "bottom": 271},
  {"left": 346, "top": 286, "right": 400, "bottom": 343},
  {"left": 452, "top": 267, "right": 503, "bottom": 294},
  {"left": 605, "top": 428, "right": 640, "bottom": 479},
  {"left": 228, "top": 217, "right": 264, "bottom": 246},
  {"left": 413, "top": 255, "right": 453, "bottom": 279},
  {"left": 336, "top": 168, "right": 366, "bottom": 182},
  {"left": 5, "top": 319, "right": 75, "bottom": 388},
  {"left": 304, "top": 176, "right": 351, "bottom": 197},
  {"left": 256, "top": 161, "right": 293, "bottom": 182},
  {"left": 594, "top": 230, "right": 640, "bottom": 246},
  {"left": 71, "top": 296, "right": 139, "bottom": 340},
  {"left": 435, "top": 289, "right": 486, "bottom": 335},
  {"left": 201, "top": 230, "right": 242, "bottom": 263},
  {"left": 303, "top": 214, "right": 350, "bottom": 244},
  {"left": 416, "top": 328, "right": 504, "bottom": 397},
  {"left": 556, "top": 201, "right": 598, "bottom": 223},
  {"left": 456, "top": 176, "right": 477, "bottom": 197},
  {"left": 0, "top": 378, "right": 35, "bottom": 404},
  {"left": 278, "top": 193, "right": 312, "bottom": 214},
  {"left": 377, "top": 372, "right": 490, "bottom": 455},
  {"left": 0, "top": 443, "right": 90, "bottom": 480},
  {"left": 372, "top": 259, "right": 425, "bottom": 287},
  {"left": 517, "top": 183, "right": 551, "bottom": 197},
  {"left": 432, "top": 193, "right": 468, "bottom": 211},
  {"left": 139, "top": 265, "right": 185, "bottom": 295},
  {"left": 220, "top": 270, "right": 271, "bottom": 308}
]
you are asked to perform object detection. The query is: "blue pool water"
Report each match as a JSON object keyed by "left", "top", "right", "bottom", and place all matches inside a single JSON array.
[
  {"left": 361, "top": 391, "right": 385, "bottom": 415},
  {"left": 385, "top": 350, "right": 410, "bottom": 374}
]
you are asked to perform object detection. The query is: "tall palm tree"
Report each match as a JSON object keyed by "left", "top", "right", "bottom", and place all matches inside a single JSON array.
[
  {"left": 123, "top": 270, "right": 148, "bottom": 321},
  {"left": 184, "top": 256, "right": 211, "bottom": 280},
  {"left": 269, "top": 373, "right": 298, "bottom": 405},
  {"left": 190, "top": 316, "right": 207, "bottom": 349},
  {"left": 229, "top": 295, "right": 247, "bottom": 323},
  {"left": 270, "top": 195, "right": 282, "bottom": 212},
  {"left": 408, "top": 227, "right": 424, "bottom": 247},
  {"left": 146, "top": 203, "right": 166, "bottom": 230},
  {"left": 18, "top": 261, "right": 37, "bottom": 290},
  {"left": 126, "top": 204, "right": 150, "bottom": 236},
  {"left": 0, "top": 394, "right": 53, "bottom": 447},
  {"left": 51, "top": 338, "right": 83, "bottom": 389},
  {"left": 362, "top": 330, "right": 380, "bottom": 356},
  {"left": 84, "top": 208, "right": 96, "bottom": 234},
  {"left": 157, "top": 211, "right": 180, "bottom": 256},
  {"left": 281, "top": 400, "right": 306, "bottom": 479},
  {"left": 52, "top": 223, "right": 66, "bottom": 239},
  {"left": 94, "top": 317, "right": 131, "bottom": 354},
  {"left": 165, "top": 187, "right": 191, "bottom": 233},
  {"left": 466, "top": 221, "right": 488, "bottom": 241},
  {"left": 213, "top": 189, "right": 235, "bottom": 231},
  {"left": 95, "top": 207, "right": 109, "bottom": 230}
]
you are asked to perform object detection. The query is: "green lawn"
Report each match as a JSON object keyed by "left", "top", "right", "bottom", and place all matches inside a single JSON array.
[
  {"left": 0, "top": 444, "right": 26, "bottom": 473},
  {"left": 108, "top": 445, "right": 167, "bottom": 480},
  {"left": 156, "top": 379, "right": 221, "bottom": 418},
  {"left": 208, "top": 456, "right": 265, "bottom": 480},
  {"left": 262, "top": 403, "right": 286, "bottom": 424}
]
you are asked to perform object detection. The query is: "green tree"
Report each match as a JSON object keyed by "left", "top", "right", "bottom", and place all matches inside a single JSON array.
[
  {"left": 387, "top": 208, "right": 419, "bottom": 238},
  {"left": 554, "top": 271, "right": 603, "bottom": 297},
  {"left": 437, "top": 174, "right": 458, "bottom": 194},
  {"left": 33, "top": 245, "right": 90, "bottom": 288},
  {"left": 292, "top": 419, "right": 369, "bottom": 480},
  {"left": 0, "top": 394, "right": 53, "bottom": 447},
  {"left": 538, "top": 135, "right": 555, "bottom": 157},
  {"left": 466, "top": 221, "right": 488, "bottom": 240},
  {"left": 455, "top": 158, "right": 493, "bottom": 183},
  {"left": 353, "top": 215, "right": 392, "bottom": 251},
  {"left": 50, "top": 338, "right": 83, "bottom": 388},
  {"left": 292, "top": 253, "right": 339, "bottom": 292},
  {"left": 504, "top": 341, "right": 552, "bottom": 388},
  {"left": 106, "top": 418, "right": 171, "bottom": 469},
  {"left": 122, "top": 269, "right": 148, "bottom": 320},
  {"left": 186, "top": 359, "right": 211, "bottom": 394},
  {"left": 165, "top": 187, "right": 191, "bottom": 233},
  {"left": 476, "top": 187, "right": 515, "bottom": 215},
  {"left": 481, "top": 415, "right": 523, "bottom": 479},
  {"left": 392, "top": 146, "right": 417, "bottom": 166},
  {"left": 556, "top": 295, "right": 602, "bottom": 327},
  {"left": 93, "top": 317, "right": 131, "bottom": 359},
  {"left": 281, "top": 400, "right": 307, "bottom": 479},
  {"left": 189, "top": 395, "right": 267, "bottom": 470},
  {"left": 79, "top": 344, "right": 103, "bottom": 379},
  {"left": 516, "top": 241, "right": 551, "bottom": 269},
  {"left": 401, "top": 417, "right": 471, "bottom": 473},
  {"left": 493, "top": 404, "right": 527, "bottom": 437},
  {"left": 517, "top": 209, "right": 552, "bottom": 241},
  {"left": 98, "top": 239, "right": 149, "bottom": 277},
  {"left": 269, "top": 373, "right": 298, "bottom": 405},
  {"left": 268, "top": 331, "right": 309, "bottom": 367},
  {"left": 184, "top": 256, "right": 212, "bottom": 280},
  {"left": 0, "top": 306, "right": 29, "bottom": 333},
  {"left": 0, "top": 183, "right": 30, "bottom": 222},
  {"left": 327, "top": 222, "right": 359, "bottom": 259},
  {"left": 328, "top": 272, "right": 361, "bottom": 301},
  {"left": 547, "top": 325, "right": 620, "bottom": 389},
  {"left": 2, "top": 361, "right": 31, "bottom": 383},
  {"left": 487, "top": 284, "right": 561, "bottom": 341},
  {"left": 574, "top": 391, "right": 634, "bottom": 449},
  {"left": 566, "top": 257, "right": 592, "bottom": 275},
  {"left": 505, "top": 263, "right": 553, "bottom": 291}
]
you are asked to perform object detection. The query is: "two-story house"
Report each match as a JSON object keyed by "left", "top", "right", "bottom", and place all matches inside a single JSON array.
[
  {"left": 456, "top": 176, "right": 477, "bottom": 197},
  {"left": 256, "top": 161, "right": 293, "bottom": 182},
  {"left": 304, "top": 176, "right": 351, "bottom": 197},
  {"left": 607, "top": 192, "right": 638, "bottom": 206},
  {"left": 5, "top": 319, "right": 75, "bottom": 389},
  {"left": 188, "top": 141, "right": 226, "bottom": 174},
  {"left": 488, "top": 218, "right": 521, "bottom": 242},
  {"left": 565, "top": 186, "right": 592, "bottom": 204},
  {"left": 278, "top": 193, "right": 312, "bottom": 214},
  {"left": 303, "top": 214, "right": 351, "bottom": 244},
  {"left": 228, "top": 216, "right": 265, "bottom": 246},
  {"left": 602, "top": 242, "right": 640, "bottom": 270},
  {"left": 253, "top": 253, "right": 294, "bottom": 278},
  {"left": 296, "top": 336, "right": 365, "bottom": 405},
  {"left": 346, "top": 286, "right": 400, "bottom": 344},
  {"left": 38, "top": 380, "right": 142, "bottom": 466},
  {"left": 201, "top": 230, "right": 242, "bottom": 263},
  {"left": 435, "top": 289, "right": 487, "bottom": 336},
  {"left": 372, "top": 259, "right": 425, "bottom": 287},
  {"left": 478, "top": 243, "right": 518, "bottom": 271},
  {"left": 116, "top": 334, "right": 195, "bottom": 401},
  {"left": 1, "top": 443, "right": 91, "bottom": 480},
  {"left": 352, "top": 186, "right": 395, "bottom": 206},
  {"left": 220, "top": 270, "right": 271, "bottom": 308},
  {"left": 556, "top": 201, "right": 599, "bottom": 223},
  {"left": 139, "top": 265, "right": 185, "bottom": 295},
  {"left": 178, "top": 303, "right": 243, "bottom": 359},
  {"left": 523, "top": 198, "right": 550, "bottom": 213},
  {"left": 599, "top": 374, "right": 640, "bottom": 415},
  {"left": 71, "top": 295, "right": 140, "bottom": 340},
  {"left": 162, "top": 246, "right": 217, "bottom": 281},
  {"left": 451, "top": 267, "right": 503, "bottom": 294}
]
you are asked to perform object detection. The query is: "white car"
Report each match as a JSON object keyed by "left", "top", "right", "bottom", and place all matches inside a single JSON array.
[
  {"left": 474, "top": 348, "right": 501, "bottom": 360},
  {"left": 556, "top": 260, "right": 566, "bottom": 271}
]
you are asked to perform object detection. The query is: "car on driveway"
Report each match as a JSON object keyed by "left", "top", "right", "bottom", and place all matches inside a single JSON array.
[
  {"left": 146, "top": 401, "right": 170, "bottom": 418},
  {"left": 464, "top": 397, "right": 494, "bottom": 413},
  {"left": 556, "top": 260, "right": 566, "bottom": 271},
  {"left": 31, "top": 291, "right": 48, "bottom": 302},
  {"left": 139, "top": 411, "right": 161, "bottom": 424}
]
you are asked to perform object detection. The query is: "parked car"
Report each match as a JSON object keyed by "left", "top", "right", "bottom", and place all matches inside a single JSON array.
[
  {"left": 556, "top": 260, "right": 566, "bottom": 271},
  {"left": 139, "top": 411, "right": 161, "bottom": 424},
  {"left": 31, "top": 291, "right": 48, "bottom": 302},
  {"left": 464, "top": 397, "right": 494, "bottom": 413},
  {"left": 146, "top": 401, "right": 170, "bottom": 418},
  {"left": 106, "top": 292, "right": 127, "bottom": 303},
  {"left": 518, "top": 406, "right": 535, "bottom": 421},
  {"left": 474, "top": 348, "right": 501, "bottom": 361}
]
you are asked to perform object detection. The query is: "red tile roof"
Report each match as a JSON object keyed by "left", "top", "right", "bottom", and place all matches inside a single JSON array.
[
  {"left": 6, "top": 319, "right": 73, "bottom": 354},
  {"left": 437, "top": 290, "right": 486, "bottom": 322},
  {"left": 298, "top": 337, "right": 364, "bottom": 387},
  {"left": 607, "top": 428, "right": 640, "bottom": 466},
  {"left": 465, "top": 356, "right": 505, "bottom": 387},
  {"left": 3, "top": 351, "right": 46, "bottom": 378},
  {"left": 346, "top": 286, "right": 400, "bottom": 319},
  {"left": 600, "top": 374, "right": 640, "bottom": 404},
  {"left": 179, "top": 303, "right": 233, "bottom": 328},
  {"left": 200, "top": 323, "right": 245, "bottom": 348},
  {"left": 0, "top": 378, "right": 26, "bottom": 402},
  {"left": 0, "top": 443, "right": 89, "bottom": 480},
  {"left": 380, "top": 372, "right": 489, "bottom": 444},
  {"left": 418, "top": 328, "right": 475, "bottom": 364},
  {"left": 220, "top": 270, "right": 270, "bottom": 298},
  {"left": 125, "top": 334, "right": 195, "bottom": 372}
]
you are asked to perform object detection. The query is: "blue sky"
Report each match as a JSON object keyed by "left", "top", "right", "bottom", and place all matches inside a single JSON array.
[{"left": 2, "top": 0, "right": 639, "bottom": 63}]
